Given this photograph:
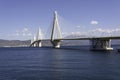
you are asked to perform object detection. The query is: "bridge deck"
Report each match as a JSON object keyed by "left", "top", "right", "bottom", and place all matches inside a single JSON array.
[{"left": 41, "top": 36, "right": 120, "bottom": 41}]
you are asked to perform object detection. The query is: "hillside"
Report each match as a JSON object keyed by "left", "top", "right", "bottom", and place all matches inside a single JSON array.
[{"left": 0, "top": 39, "right": 31, "bottom": 47}]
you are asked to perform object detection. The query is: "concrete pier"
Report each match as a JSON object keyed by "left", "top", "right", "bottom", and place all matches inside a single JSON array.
[
  {"left": 90, "top": 39, "right": 113, "bottom": 51},
  {"left": 51, "top": 40, "right": 61, "bottom": 48},
  {"left": 37, "top": 40, "right": 42, "bottom": 47}
]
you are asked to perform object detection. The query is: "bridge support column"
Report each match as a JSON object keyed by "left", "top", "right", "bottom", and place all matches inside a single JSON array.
[
  {"left": 90, "top": 39, "right": 113, "bottom": 51},
  {"left": 51, "top": 40, "right": 61, "bottom": 48},
  {"left": 33, "top": 42, "right": 37, "bottom": 47},
  {"left": 37, "top": 40, "right": 42, "bottom": 47}
]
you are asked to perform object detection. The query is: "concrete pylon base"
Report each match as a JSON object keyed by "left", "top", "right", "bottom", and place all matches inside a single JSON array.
[
  {"left": 51, "top": 40, "right": 61, "bottom": 48},
  {"left": 90, "top": 39, "right": 113, "bottom": 51},
  {"left": 38, "top": 41, "right": 42, "bottom": 47}
]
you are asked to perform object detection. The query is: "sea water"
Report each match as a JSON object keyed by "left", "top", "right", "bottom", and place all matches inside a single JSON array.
[{"left": 0, "top": 46, "right": 120, "bottom": 80}]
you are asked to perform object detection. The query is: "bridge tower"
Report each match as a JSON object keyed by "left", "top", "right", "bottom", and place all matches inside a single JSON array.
[
  {"left": 51, "top": 11, "right": 62, "bottom": 48},
  {"left": 36, "top": 27, "right": 42, "bottom": 47},
  {"left": 33, "top": 34, "right": 37, "bottom": 47},
  {"left": 90, "top": 38, "right": 113, "bottom": 51}
]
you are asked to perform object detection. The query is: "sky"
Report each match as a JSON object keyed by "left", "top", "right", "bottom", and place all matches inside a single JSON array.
[{"left": 0, "top": 0, "right": 120, "bottom": 40}]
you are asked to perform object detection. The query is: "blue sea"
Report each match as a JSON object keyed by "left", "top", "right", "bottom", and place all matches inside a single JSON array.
[{"left": 0, "top": 46, "right": 120, "bottom": 80}]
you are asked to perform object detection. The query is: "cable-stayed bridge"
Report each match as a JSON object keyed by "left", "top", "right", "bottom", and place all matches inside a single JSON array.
[{"left": 30, "top": 11, "right": 120, "bottom": 51}]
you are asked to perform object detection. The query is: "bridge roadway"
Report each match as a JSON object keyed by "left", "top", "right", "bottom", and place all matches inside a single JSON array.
[
  {"left": 41, "top": 36, "right": 120, "bottom": 41},
  {"left": 30, "top": 36, "right": 120, "bottom": 46},
  {"left": 30, "top": 36, "right": 120, "bottom": 51}
]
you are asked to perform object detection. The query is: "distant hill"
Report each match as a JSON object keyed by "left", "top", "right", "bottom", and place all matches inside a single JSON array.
[{"left": 0, "top": 39, "right": 31, "bottom": 47}]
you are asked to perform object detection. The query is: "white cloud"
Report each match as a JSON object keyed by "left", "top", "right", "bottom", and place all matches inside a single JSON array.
[
  {"left": 22, "top": 33, "right": 26, "bottom": 36},
  {"left": 90, "top": 20, "right": 98, "bottom": 25},
  {"left": 15, "top": 33, "right": 20, "bottom": 36},
  {"left": 27, "top": 33, "right": 32, "bottom": 36},
  {"left": 76, "top": 26, "right": 81, "bottom": 28},
  {"left": 90, "top": 28, "right": 120, "bottom": 37},
  {"left": 14, "top": 28, "right": 33, "bottom": 38},
  {"left": 22, "top": 28, "right": 29, "bottom": 32},
  {"left": 63, "top": 27, "right": 120, "bottom": 38},
  {"left": 62, "top": 32, "right": 68, "bottom": 35},
  {"left": 92, "top": 28, "right": 120, "bottom": 33}
]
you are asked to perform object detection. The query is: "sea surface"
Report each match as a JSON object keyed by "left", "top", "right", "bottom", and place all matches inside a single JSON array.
[{"left": 0, "top": 46, "right": 120, "bottom": 80}]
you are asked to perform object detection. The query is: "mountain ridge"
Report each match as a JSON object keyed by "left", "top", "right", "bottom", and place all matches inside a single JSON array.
[{"left": 0, "top": 39, "right": 31, "bottom": 47}]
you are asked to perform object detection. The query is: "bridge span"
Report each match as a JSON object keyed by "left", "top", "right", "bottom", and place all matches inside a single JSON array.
[{"left": 30, "top": 11, "right": 120, "bottom": 51}]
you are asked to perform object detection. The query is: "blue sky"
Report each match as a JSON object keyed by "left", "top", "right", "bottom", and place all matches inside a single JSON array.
[{"left": 0, "top": 0, "right": 120, "bottom": 40}]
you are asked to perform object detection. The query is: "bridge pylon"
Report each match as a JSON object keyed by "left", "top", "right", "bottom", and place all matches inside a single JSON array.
[
  {"left": 32, "top": 34, "right": 37, "bottom": 47},
  {"left": 36, "top": 27, "right": 42, "bottom": 47},
  {"left": 51, "top": 11, "right": 62, "bottom": 48},
  {"left": 30, "top": 27, "right": 42, "bottom": 47}
]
